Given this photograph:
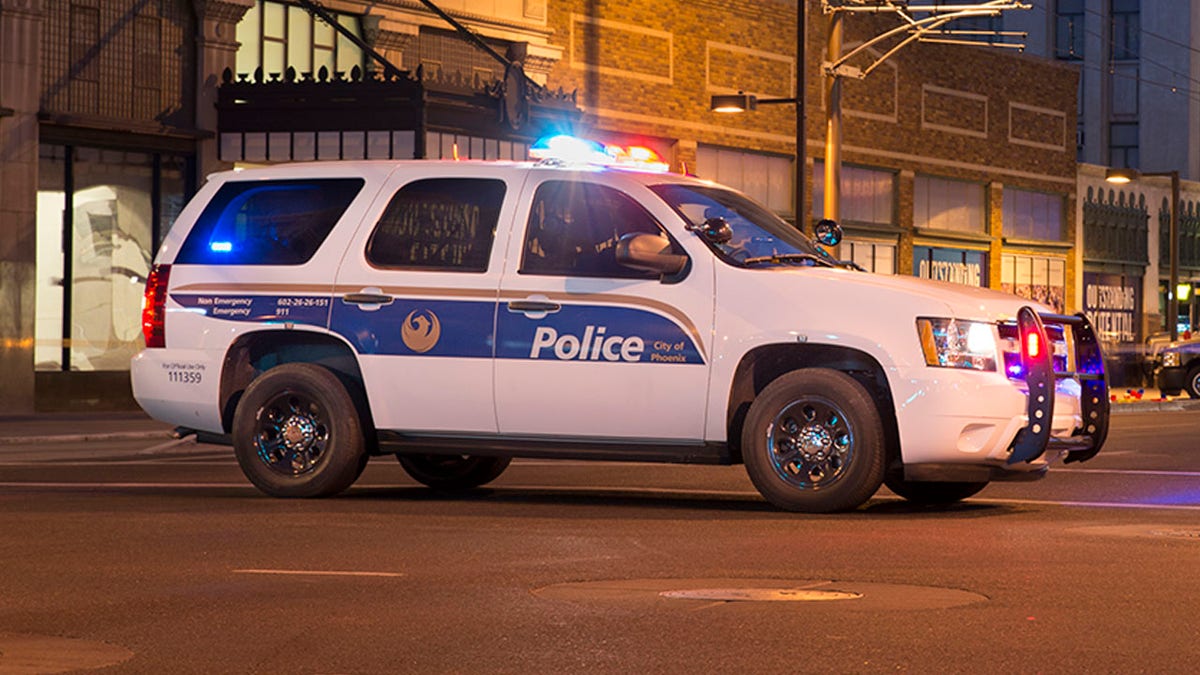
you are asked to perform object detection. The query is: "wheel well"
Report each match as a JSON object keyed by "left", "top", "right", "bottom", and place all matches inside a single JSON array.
[
  {"left": 725, "top": 344, "right": 900, "bottom": 469},
  {"left": 219, "top": 331, "right": 370, "bottom": 436}
]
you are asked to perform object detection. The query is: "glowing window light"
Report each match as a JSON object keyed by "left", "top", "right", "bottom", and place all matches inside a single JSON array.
[{"left": 210, "top": 241, "right": 233, "bottom": 253}]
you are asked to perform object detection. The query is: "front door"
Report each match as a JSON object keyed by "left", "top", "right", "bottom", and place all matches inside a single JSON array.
[{"left": 495, "top": 176, "right": 714, "bottom": 441}]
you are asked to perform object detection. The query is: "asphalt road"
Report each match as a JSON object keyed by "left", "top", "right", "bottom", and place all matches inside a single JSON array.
[{"left": 1, "top": 409, "right": 1198, "bottom": 674}]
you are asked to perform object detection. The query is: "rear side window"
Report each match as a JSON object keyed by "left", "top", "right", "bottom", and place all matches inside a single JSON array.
[
  {"left": 366, "top": 178, "right": 506, "bottom": 272},
  {"left": 176, "top": 178, "right": 364, "bottom": 265}
]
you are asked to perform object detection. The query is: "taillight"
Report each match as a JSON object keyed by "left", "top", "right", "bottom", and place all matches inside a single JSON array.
[{"left": 142, "top": 264, "right": 171, "bottom": 348}]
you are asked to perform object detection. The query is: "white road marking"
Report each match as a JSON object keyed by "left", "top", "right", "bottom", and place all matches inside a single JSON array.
[
  {"left": 1060, "top": 468, "right": 1200, "bottom": 477},
  {"left": 232, "top": 569, "right": 403, "bottom": 578},
  {"left": 3, "top": 481, "right": 1200, "bottom": 511}
]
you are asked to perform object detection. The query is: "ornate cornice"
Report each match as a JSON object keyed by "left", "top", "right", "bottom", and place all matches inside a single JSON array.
[
  {"left": 0, "top": 0, "right": 45, "bottom": 16},
  {"left": 193, "top": 0, "right": 254, "bottom": 24}
]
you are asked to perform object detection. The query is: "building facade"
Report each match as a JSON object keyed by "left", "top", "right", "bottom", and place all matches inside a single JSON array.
[
  {"left": 0, "top": 0, "right": 1084, "bottom": 412},
  {"left": 1008, "top": 1, "right": 1200, "bottom": 375}
]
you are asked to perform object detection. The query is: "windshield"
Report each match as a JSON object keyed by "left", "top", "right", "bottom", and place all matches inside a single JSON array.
[{"left": 649, "top": 183, "right": 839, "bottom": 268}]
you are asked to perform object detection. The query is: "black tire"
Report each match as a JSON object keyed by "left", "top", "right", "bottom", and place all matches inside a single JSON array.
[
  {"left": 396, "top": 454, "right": 511, "bottom": 490},
  {"left": 883, "top": 476, "right": 988, "bottom": 505},
  {"left": 741, "top": 369, "right": 885, "bottom": 513},
  {"left": 1185, "top": 365, "right": 1200, "bottom": 399},
  {"left": 232, "top": 363, "right": 368, "bottom": 498}
]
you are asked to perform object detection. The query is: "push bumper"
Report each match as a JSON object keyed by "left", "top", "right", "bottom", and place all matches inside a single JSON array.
[{"left": 1007, "top": 307, "right": 1109, "bottom": 466}]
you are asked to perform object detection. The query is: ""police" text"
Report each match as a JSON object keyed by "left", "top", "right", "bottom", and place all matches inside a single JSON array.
[{"left": 530, "top": 326, "right": 645, "bottom": 362}]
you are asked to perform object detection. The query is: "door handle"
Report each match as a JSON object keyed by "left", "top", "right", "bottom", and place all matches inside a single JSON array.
[
  {"left": 507, "top": 300, "right": 561, "bottom": 314},
  {"left": 342, "top": 292, "right": 394, "bottom": 305}
]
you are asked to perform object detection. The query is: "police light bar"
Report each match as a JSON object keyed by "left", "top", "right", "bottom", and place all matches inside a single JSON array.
[{"left": 530, "top": 135, "right": 669, "bottom": 172}]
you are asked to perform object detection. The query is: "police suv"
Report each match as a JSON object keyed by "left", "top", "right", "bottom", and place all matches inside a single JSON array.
[{"left": 132, "top": 139, "right": 1110, "bottom": 512}]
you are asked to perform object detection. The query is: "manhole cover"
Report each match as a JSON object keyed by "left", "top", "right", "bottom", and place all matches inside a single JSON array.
[
  {"left": 0, "top": 634, "right": 133, "bottom": 674},
  {"left": 660, "top": 588, "right": 862, "bottom": 602},
  {"left": 533, "top": 578, "right": 986, "bottom": 611}
]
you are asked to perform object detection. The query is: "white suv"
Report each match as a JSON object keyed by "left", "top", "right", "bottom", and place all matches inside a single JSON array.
[{"left": 132, "top": 151, "right": 1109, "bottom": 512}]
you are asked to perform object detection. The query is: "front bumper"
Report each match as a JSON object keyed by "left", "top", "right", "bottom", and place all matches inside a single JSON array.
[
  {"left": 895, "top": 308, "right": 1109, "bottom": 480},
  {"left": 1154, "top": 366, "right": 1187, "bottom": 393}
]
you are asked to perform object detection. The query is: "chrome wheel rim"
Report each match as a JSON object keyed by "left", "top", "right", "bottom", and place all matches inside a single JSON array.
[
  {"left": 766, "top": 397, "right": 854, "bottom": 489},
  {"left": 254, "top": 390, "right": 330, "bottom": 476}
]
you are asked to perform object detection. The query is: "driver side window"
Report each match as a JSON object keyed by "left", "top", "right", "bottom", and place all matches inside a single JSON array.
[{"left": 520, "top": 181, "right": 664, "bottom": 278}]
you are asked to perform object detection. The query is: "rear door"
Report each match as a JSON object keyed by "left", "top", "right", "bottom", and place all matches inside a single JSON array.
[
  {"left": 330, "top": 166, "right": 521, "bottom": 433},
  {"left": 494, "top": 173, "right": 715, "bottom": 441}
]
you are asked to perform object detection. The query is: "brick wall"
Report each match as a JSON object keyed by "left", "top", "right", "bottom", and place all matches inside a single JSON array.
[{"left": 543, "top": 0, "right": 1082, "bottom": 308}]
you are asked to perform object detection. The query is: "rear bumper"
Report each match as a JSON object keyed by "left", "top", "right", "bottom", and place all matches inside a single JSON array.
[{"left": 130, "top": 349, "right": 225, "bottom": 434}]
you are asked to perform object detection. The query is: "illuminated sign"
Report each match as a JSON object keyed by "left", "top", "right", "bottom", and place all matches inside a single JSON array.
[{"left": 1083, "top": 271, "right": 1141, "bottom": 343}]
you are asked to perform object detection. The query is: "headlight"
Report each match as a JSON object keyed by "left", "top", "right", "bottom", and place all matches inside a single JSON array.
[
  {"left": 916, "top": 317, "right": 997, "bottom": 371},
  {"left": 1163, "top": 351, "right": 1181, "bottom": 368}
]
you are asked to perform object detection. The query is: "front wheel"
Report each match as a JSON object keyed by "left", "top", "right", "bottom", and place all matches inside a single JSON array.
[
  {"left": 396, "top": 454, "right": 511, "bottom": 490},
  {"left": 1185, "top": 365, "right": 1200, "bottom": 399},
  {"left": 884, "top": 476, "right": 988, "bottom": 505},
  {"left": 232, "top": 363, "right": 368, "bottom": 498},
  {"left": 741, "top": 369, "right": 885, "bottom": 513}
]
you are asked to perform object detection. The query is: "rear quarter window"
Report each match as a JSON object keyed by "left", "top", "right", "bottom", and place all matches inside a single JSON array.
[
  {"left": 175, "top": 178, "right": 364, "bottom": 265},
  {"left": 365, "top": 178, "right": 506, "bottom": 272}
]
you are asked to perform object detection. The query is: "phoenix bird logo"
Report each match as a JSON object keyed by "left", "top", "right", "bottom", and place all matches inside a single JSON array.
[{"left": 401, "top": 309, "right": 441, "bottom": 353}]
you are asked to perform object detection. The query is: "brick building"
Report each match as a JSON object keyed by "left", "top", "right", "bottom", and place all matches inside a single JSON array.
[{"left": 0, "top": 0, "right": 1083, "bottom": 412}]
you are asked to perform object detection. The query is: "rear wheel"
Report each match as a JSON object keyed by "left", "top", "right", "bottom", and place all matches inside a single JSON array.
[
  {"left": 396, "top": 454, "right": 511, "bottom": 490},
  {"left": 741, "top": 369, "right": 885, "bottom": 513},
  {"left": 232, "top": 363, "right": 368, "bottom": 498},
  {"left": 884, "top": 476, "right": 988, "bottom": 505}
]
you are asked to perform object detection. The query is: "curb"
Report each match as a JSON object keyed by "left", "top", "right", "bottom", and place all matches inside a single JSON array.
[
  {"left": 1110, "top": 399, "right": 1200, "bottom": 414},
  {"left": 0, "top": 430, "right": 174, "bottom": 446}
]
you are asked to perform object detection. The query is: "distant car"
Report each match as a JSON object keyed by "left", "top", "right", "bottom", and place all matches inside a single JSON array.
[
  {"left": 1149, "top": 333, "right": 1200, "bottom": 398},
  {"left": 130, "top": 140, "right": 1110, "bottom": 513}
]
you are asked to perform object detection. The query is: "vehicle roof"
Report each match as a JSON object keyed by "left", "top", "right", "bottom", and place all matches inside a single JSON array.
[{"left": 205, "top": 159, "right": 709, "bottom": 189}]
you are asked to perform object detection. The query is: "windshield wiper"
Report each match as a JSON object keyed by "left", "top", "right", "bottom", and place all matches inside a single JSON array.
[{"left": 740, "top": 252, "right": 833, "bottom": 267}]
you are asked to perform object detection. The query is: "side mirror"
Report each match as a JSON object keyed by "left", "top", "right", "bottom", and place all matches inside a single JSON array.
[
  {"left": 616, "top": 232, "right": 687, "bottom": 276},
  {"left": 690, "top": 217, "right": 733, "bottom": 244},
  {"left": 813, "top": 218, "right": 842, "bottom": 247}
]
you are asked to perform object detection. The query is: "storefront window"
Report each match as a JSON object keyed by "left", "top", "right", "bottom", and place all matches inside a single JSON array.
[
  {"left": 235, "top": 0, "right": 365, "bottom": 79},
  {"left": 1003, "top": 188, "right": 1065, "bottom": 241},
  {"left": 843, "top": 240, "right": 896, "bottom": 274},
  {"left": 1001, "top": 253, "right": 1066, "bottom": 313},
  {"left": 35, "top": 147, "right": 67, "bottom": 371},
  {"left": 36, "top": 145, "right": 192, "bottom": 372},
  {"left": 812, "top": 162, "right": 896, "bottom": 226},
  {"left": 914, "top": 175, "right": 986, "bottom": 234},
  {"left": 696, "top": 145, "right": 793, "bottom": 218},
  {"left": 1084, "top": 271, "right": 1141, "bottom": 343},
  {"left": 913, "top": 246, "right": 988, "bottom": 287}
]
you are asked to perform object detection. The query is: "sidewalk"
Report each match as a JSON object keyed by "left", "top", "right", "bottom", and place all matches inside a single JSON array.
[
  {"left": 0, "top": 390, "right": 1195, "bottom": 445},
  {"left": 0, "top": 411, "right": 176, "bottom": 445}
]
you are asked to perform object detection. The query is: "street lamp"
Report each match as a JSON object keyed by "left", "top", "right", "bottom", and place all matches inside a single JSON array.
[
  {"left": 1106, "top": 167, "right": 1181, "bottom": 341},
  {"left": 710, "top": 3, "right": 805, "bottom": 231}
]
